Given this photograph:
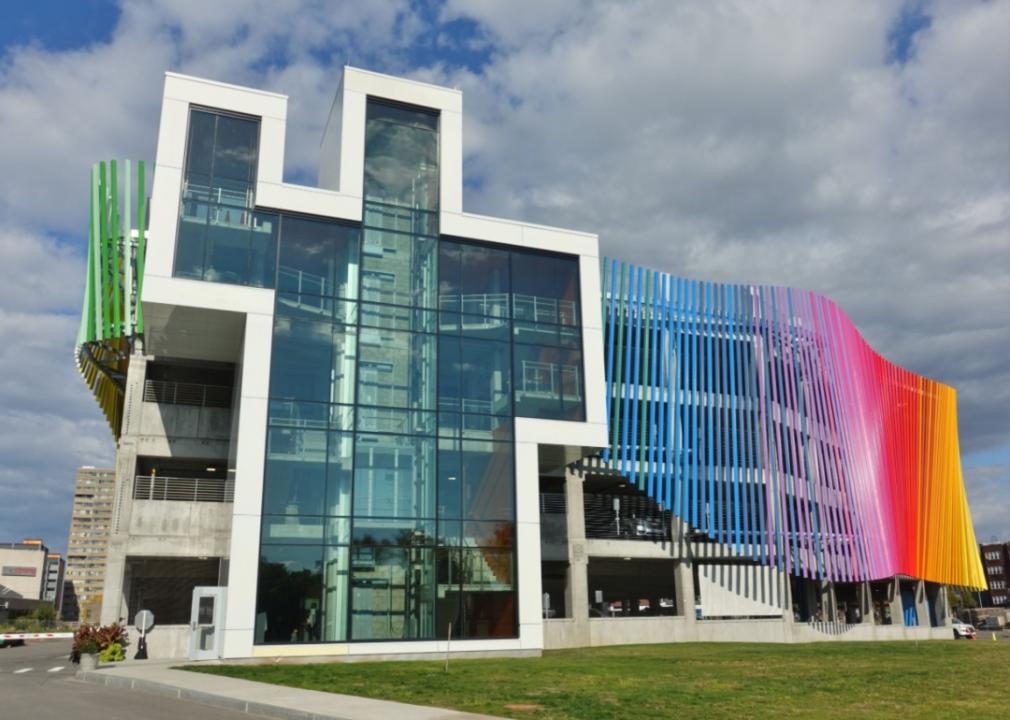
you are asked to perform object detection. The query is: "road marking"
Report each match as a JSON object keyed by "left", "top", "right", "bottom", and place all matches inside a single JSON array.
[
  {"left": 13, "top": 668, "right": 33, "bottom": 674},
  {"left": 48, "top": 666, "right": 65, "bottom": 672}
]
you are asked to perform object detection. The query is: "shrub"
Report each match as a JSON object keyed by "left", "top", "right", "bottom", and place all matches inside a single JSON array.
[
  {"left": 71, "top": 623, "right": 129, "bottom": 663},
  {"left": 31, "top": 603, "right": 57, "bottom": 627},
  {"left": 99, "top": 642, "right": 125, "bottom": 662}
]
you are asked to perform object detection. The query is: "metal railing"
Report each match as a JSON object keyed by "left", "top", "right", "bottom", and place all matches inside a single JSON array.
[
  {"left": 143, "top": 379, "right": 232, "bottom": 408},
  {"left": 583, "top": 492, "right": 672, "bottom": 541},
  {"left": 133, "top": 475, "right": 235, "bottom": 503}
]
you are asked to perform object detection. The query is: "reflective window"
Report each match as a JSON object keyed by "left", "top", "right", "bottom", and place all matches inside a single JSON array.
[
  {"left": 513, "top": 344, "right": 584, "bottom": 421},
  {"left": 256, "top": 545, "right": 322, "bottom": 643},
  {"left": 511, "top": 252, "right": 580, "bottom": 326},
  {"left": 357, "top": 329, "right": 436, "bottom": 410},
  {"left": 438, "top": 336, "right": 511, "bottom": 417},
  {"left": 350, "top": 545, "right": 434, "bottom": 640},
  {"left": 269, "top": 314, "right": 357, "bottom": 406},
  {"left": 461, "top": 440, "right": 514, "bottom": 521},
  {"left": 438, "top": 242, "right": 510, "bottom": 318},
  {"left": 326, "top": 432, "right": 354, "bottom": 516},
  {"left": 277, "top": 216, "right": 360, "bottom": 299},
  {"left": 353, "top": 434, "right": 436, "bottom": 519},
  {"left": 364, "top": 101, "right": 438, "bottom": 212},
  {"left": 263, "top": 427, "right": 326, "bottom": 516},
  {"left": 175, "top": 109, "right": 269, "bottom": 287},
  {"left": 361, "top": 230, "right": 437, "bottom": 309},
  {"left": 435, "top": 548, "right": 516, "bottom": 639}
]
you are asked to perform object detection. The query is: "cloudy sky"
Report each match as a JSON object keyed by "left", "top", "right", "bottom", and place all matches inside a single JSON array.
[{"left": 0, "top": 0, "right": 1007, "bottom": 553}]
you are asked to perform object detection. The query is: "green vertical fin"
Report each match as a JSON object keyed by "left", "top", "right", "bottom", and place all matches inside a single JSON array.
[{"left": 136, "top": 160, "right": 146, "bottom": 334}]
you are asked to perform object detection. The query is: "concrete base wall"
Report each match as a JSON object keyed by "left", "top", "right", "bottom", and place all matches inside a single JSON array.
[
  {"left": 137, "top": 625, "right": 190, "bottom": 659},
  {"left": 544, "top": 616, "right": 952, "bottom": 649}
]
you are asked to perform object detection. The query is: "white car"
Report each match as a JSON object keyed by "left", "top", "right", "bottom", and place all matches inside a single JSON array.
[{"left": 951, "top": 620, "right": 976, "bottom": 639}]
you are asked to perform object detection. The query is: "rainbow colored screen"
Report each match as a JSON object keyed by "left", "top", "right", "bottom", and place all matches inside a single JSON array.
[{"left": 601, "top": 259, "right": 985, "bottom": 589}]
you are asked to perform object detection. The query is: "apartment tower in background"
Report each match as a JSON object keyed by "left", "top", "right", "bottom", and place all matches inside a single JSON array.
[{"left": 63, "top": 466, "right": 116, "bottom": 621}]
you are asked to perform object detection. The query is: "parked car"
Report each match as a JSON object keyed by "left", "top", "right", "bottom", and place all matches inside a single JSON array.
[
  {"left": 951, "top": 619, "right": 976, "bottom": 639},
  {"left": 976, "top": 617, "right": 1003, "bottom": 631},
  {"left": 620, "top": 517, "right": 667, "bottom": 539}
]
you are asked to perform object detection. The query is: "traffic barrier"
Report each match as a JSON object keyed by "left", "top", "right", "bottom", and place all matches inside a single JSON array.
[{"left": 0, "top": 632, "right": 74, "bottom": 640}]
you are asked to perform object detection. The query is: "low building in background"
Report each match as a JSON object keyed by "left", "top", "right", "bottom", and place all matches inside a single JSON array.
[
  {"left": 62, "top": 466, "right": 116, "bottom": 621},
  {"left": 73, "top": 68, "right": 986, "bottom": 661},
  {"left": 0, "top": 539, "right": 62, "bottom": 622}
]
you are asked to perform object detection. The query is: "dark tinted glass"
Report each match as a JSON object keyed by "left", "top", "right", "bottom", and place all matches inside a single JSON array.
[
  {"left": 213, "top": 113, "right": 259, "bottom": 182},
  {"left": 511, "top": 251, "right": 580, "bottom": 326},
  {"left": 185, "top": 110, "right": 216, "bottom": 177},
  {"left": 460, "top": 548, "right": 515, "bottom": 637},
  {"left": 173, "top": 215, "right": 206, "bottom": 280},
  {"left": 256, "top": 545, "right": 322, "bottom": 643}
]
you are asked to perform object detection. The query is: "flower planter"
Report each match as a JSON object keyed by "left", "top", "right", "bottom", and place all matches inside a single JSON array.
[{"left": 79, "top": 653, "right": 99, "bottom": 672}]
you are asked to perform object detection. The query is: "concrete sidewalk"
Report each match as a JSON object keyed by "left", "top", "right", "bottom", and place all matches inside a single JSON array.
[{"left": 78, "top": 662, "right": 504, "bottom": 720}]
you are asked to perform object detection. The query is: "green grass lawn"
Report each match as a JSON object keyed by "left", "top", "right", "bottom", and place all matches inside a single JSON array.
[{"left": 184, "top": 641, "right": 1010, "bottom": 719}]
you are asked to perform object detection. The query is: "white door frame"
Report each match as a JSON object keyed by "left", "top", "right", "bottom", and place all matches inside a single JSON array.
[{"left": 188, "top": 586, "right": 227, "bottom": 661}]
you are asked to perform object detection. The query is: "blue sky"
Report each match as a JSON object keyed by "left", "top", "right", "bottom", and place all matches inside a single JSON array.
[{"left": 0, "top": 0, "right": 1007, "bottom": 554}]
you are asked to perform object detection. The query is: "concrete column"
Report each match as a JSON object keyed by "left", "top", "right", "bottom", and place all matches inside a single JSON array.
[
  {"left": 99, "top": 350, "right": 147, "bottom": 626},
  {"left": 937, "top": 584, "right": 950, "bottom": 625},
  {"left": 674, "top": 560, "right": 696, "bottom": 622},
  {"left": 816, "top": 580, "right": 834, "bottom": 622},
  {"left": 915, "top": 579, "right": 929, "bottom": 627},
  {"left": 563, "top": 466, "right": 590, "bottom": 645},
  {"left": 861, "top": 582, "right": 875, "bottom": 625}
]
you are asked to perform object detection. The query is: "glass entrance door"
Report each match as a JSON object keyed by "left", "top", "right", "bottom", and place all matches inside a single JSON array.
[{"left": 188, "top": 586, "right": 227, "bottom": 660}]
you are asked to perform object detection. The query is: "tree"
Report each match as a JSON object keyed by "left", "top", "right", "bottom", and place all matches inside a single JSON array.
[
  {"left": 947, "top": 587, "right": 977, "bottom": 610},
  {"left": 31, "top": 603, "right": 57, "bottom": 627}
]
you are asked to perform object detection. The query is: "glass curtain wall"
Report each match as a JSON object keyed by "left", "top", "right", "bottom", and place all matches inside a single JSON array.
[
  {"left": 174, "top": 107, "right": 277, "bottom": 287},
  {"left": 254, "top": 97, "right": 585, "bottom": 646},
  {"left": 257, "top": 215, "right": 359, "bottom": 645}
]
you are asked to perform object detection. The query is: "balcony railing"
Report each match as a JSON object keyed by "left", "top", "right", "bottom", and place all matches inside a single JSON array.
[
  {"left": 583, "top": 492, "right": 672, "bottom": 541},
  {"left": 133, "top": 475, "right": 234, "bottom": 503},
  {"left": 143, "top": 379, "right": 232, "bottom": 408}
]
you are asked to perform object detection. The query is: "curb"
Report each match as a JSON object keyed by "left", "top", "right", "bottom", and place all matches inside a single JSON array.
[{"left": 76, "top": 669, "right": 357, "bottom": 720}]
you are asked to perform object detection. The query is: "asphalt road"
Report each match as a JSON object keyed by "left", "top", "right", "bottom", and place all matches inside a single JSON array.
[{"left": 0, "top": 640, "right": 252, "bottom": 720}]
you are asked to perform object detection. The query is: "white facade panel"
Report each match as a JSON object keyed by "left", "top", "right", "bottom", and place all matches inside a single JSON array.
[
  {"left": 257, "top": 115, "right": 287, "bottom": 185},
  {"left": 439, "top": 110, "right": 464, "bottom": 214},
  {"left": 164, "top": 72, "right": 287, "bottom": 120},
  {"left": 144, "top": 164, "right": 182, "bottom": 281},
  {"left": 255, "top": 182, "right": 361, "bottom": 222},
  {"left": 153, "top": 97, "right": 190, "bottom": 171}
]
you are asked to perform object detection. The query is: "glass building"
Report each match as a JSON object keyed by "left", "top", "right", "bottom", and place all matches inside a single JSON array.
[{"left": 77, "top": 68, "right": 983, "bottom": 662}]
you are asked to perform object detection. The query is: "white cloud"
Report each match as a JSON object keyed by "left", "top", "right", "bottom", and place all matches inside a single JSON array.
[
  {"left": 0, "top": 0, "right": 1007, "bottom": 551},
  {"left": 438, "top": 0, "right": 1010, "bottom": 454}
]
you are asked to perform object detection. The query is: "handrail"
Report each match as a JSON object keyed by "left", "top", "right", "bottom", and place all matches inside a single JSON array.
[{"left": 133, "top": 475, "right": 234, "bottom": 503}]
